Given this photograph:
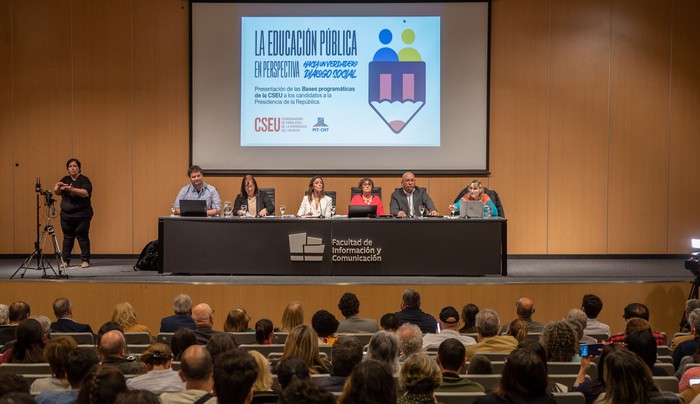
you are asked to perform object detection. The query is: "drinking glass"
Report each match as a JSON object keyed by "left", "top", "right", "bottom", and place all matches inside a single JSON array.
[
  {"left": 170, "top": 204, "right": 176, "bottom": 216},
  {"left": 223, "top": 201, "right": 233, "bottom": 218},
  {"left": 240, "top": 204, "right": 248, "bottom": 217},
  {"left": 448, "top": 204, "right": 457, "bottom": 217},
  {"left": 419, "top": 205, "right": 426, "bottom": 218},
  {"left": 279, "top": 205, "right": 287, "bottom": 216},
  {"left": 330, "top": 205, "right": 336, "bottom": 217}
]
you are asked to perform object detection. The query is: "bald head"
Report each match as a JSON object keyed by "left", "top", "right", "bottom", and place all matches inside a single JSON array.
[
  {"left": 99, "top": 330, "right": 126, "bottom": 358},
  {"left": 192, "top": 303, "right": 213, "bottom": 327},
  {"left": 181, "top": 345, "right": 213, "bottom": 382},
  {"left": 516, "top": 298, "right": 535, "bottom": 319}
]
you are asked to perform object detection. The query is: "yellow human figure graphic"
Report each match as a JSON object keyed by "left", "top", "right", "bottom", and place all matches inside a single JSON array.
[{"left": 398, "top": 29, "right": 422, "bottom": 61}]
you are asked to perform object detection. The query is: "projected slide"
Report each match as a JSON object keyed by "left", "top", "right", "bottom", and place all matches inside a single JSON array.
[{"left": 241, "top": 17, "right": 440, "bottom": 147}]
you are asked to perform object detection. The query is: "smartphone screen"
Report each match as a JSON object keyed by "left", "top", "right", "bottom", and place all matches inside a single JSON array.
[
  {"left": 579, "top": 343, "right": 604, "bottom": 357},
  {"left": 690, "top": 379, "right": 700, "bottom": 386}
]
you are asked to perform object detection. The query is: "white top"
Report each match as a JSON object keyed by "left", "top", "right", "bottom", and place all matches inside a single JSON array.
[
  {"left": 422, "top": 329, "right": 477, "bottom": 350},
  {"left": 126, "top": 368, "right": 185, "bottom": 394},
  {"left": 297, "top": 195, "right": 333, "bottom": 217},
  {"left": 583, "top": 318, "right": 611, "bottom": 338}
]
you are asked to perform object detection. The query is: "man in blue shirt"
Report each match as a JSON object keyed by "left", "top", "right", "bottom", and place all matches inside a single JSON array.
[{"left": 174, "top": 165, "right": 221, "bottom": 217}]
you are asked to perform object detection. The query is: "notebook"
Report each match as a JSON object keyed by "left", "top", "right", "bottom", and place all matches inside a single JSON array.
[
  {"left": 347, "top": 204, "right": 377, "bottom": 218},
  {"left": 459, "top": 200, "right": 484, "bottom": 219},
  {"left": 179, "top": 199, "right": 207, "bottom": 217}
]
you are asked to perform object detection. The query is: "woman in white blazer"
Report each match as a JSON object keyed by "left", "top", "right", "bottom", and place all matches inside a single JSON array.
[{"left": 297, "top": 175, "right": 333, "bottom": 217}]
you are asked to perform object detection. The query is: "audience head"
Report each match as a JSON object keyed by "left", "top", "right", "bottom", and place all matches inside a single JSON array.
[
  {"left": 566, "top": 309, "right": 588, "bottom": 333},
  {"left": 601, "top": 348, "right": 655, "bottom": 404},
  {"left": 0, "top": 304, "right": 8, "bottom": 324},
  {"left": 32, "top": 315, "right": 52, "bottom": 340},
  {"left": 582, "top": 294, "right": 604, "bottom": 319},
  {"left": 367, "top": 330, "right": 399, "bottom": 373},
  {"left": 213, "top": 349, "right": 258, "bottom": 404},
  {"left": 171, "top": 328, "right": 198, "bottom": 360},
  {"left": 338, "top": 292, "right": 361, "bottom": 318},
  {"left": 517, "top": 339, "right": 549, "bottom": 371},
  {"left": 173, "top": 294, "right": 193, "bottom": 315},
  {"left": 506, "top": 319, "right": 529, "bottom": 342},
  {"left": 686, "top": 299, "right": 700, "bottom": 317},
  {"left": 10, "top": 318, "right": 46, "bottom": 363},
  {"left": 0, "top": 392, "right": 36, "bottom": 404},
  {"left": 339, "top": 359, "right": 397, "bottom": 404},
  {"left": 224, "top": 308, "right": 251, "bottom": 332},
  {"left": 76, "top": 365, "right": 128, "bottom": 404},
  {"left": 625, "top": 329, "right": 658, "bottom": 371},
  {"left": 280, "top": 301, "right": 304, "bottom": 333},
  {"left": 52, "top": 297, "right": 72, "bottom": 319},
  {"left": 99, "top": 329, "right": 127, "bottom": 359},
  {"left": 399, "top": 353, "right": 442, "bottom": 396},
  {"left": 401, "top": 288, "right": 421, "bottom": 309},
  {"left": 380, "top": 313, "right": 398, "bottom": 332},
  {"left": 689, "top": 308, "right": 700, "bottom": 335},
  {"left": 114, "top": 390, "right": 160, "bottom": 404},
  {"left": 111, "top": 302, "right": 139, "bottom": 329},
  {"left": 276, "top": 357, "right": 310, "bottom": 390},
  {"left": 65, "top": 347, "right": 100, "bottom": 388},
  {"left": 282, "top": 324, "right": 326, "bottom": 374},
  {"left": 330, "top": 335, "right": 363, "bottom": 377},
  {"left": 566, "top": 319, "right": 584, "bottom": 340},
  {"left": 625, "top": 318, "right": 652, "bottom": 335},
  {"left": 516, "top": 297, "right": 536, "bottom": 319},
  {"left": 180, "top": 345, "right": 213, "bottom": 383},
  {"left": 239, "top": 174, "right": 259, "bottom": 197},
  {"left": 192, "top": 303, "right": 214, "bottom": 327},
  {"left": 311, "top": 309, "right": 339, "bottom": 338},
  {"left": 475, "top": 308, "right": 500, "bottom": 338},
  {"left": 44, "top": 336, "right": 77, "bottom": 378},
  {"left": 248, "top": 350, "right": 273, "bottom": 391},
  {"left": 623, "top": 303, "right": 650, "bottom": 321},
  {"left": 460, "top": 303, "right": 479, "bottom": 332},
  {"left": 540, "top": 320, "right": 578, "bottom": 362},
  {"left": 400, "top": 172, "right": 417, "bottom": 193},
  {"left": 592, "top": 344, "right": 624, "bottom": 384},
  {"left": 206, "top": 333, "right": 237, "bottom": 364},
  {"left": 279, "top": 379, "right": 336, "bottom": 404},
  {"left": 466, "top": 354, "right": 493, "bottom": 375},
  {"left": 139, "top": 342, "right": 174, "bottom": 370},
  {"left": 494, "top": 348, "right": 548, "bottom": 399},
  {"left": 0, "top": 371, "right": 31, "bottom": 396},
  {"left": 438, "top": 306, "right": 460, "bottom": 330},
  {"left": 8, "top": 301, "right": 30, "bottom": 324},
  {"left": 437, "top": 338, "right": 466, "bottom": 373},
  {"left": 397, "top": 323, "right": 423, "bottom": 357},
  {"left": 96, "top": 322, "right": 123, "bottom": 347},
  {"left": 254, "top": 318, "right": 274, "bottom": 344}
]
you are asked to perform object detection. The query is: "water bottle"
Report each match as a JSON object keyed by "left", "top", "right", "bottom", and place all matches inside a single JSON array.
[{"left": 483, "top": 204, "right": 489, "bottom": 219}]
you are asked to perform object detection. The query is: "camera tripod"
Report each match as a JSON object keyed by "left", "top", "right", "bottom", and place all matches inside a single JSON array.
[{"left": 12, "top": 192, "right": 68, "bottom": 279}]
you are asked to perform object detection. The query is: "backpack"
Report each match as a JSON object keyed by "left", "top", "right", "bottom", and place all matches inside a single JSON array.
[{"left": 134, "top": 240, "right": 159, "bottom": 271}]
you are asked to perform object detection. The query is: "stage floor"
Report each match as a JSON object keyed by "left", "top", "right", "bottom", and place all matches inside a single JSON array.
[{"left": 0, "top": 256, "right": 692, "bottom": 285}]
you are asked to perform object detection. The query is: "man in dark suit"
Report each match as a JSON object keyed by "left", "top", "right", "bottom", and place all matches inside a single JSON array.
[
  {"left": 394, "top": 288, "right": 437, "bottom": 334},
  {"left": 192, "top": 303, "right": 223, "bottom": 344},
  {"left": 160, "top": 293, "right": 196, "bottom": 332},
  {"left": 0, "top": 301, "right": 31, "bottom": 346},
  {"left": 50, "top": 297, "right": 94, "bottom": 334},
  {"left": 389, "top": 172, "right": 438, "bottom": 217}
]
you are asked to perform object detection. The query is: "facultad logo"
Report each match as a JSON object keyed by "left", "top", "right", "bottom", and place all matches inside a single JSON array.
[{"left": 289, "top": 233, "right": 325, "bottom": 262}]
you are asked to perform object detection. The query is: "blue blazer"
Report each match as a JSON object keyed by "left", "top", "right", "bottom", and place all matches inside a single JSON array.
[
  {"left": 160, "top": 314, "right": 196, "bottom": 333},
  {"left": 50, "top": 318, "right": 94, "bottom": 334}
]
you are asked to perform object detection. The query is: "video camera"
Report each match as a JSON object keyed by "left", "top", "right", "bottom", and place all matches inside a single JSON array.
[
  {"left": 686, "top": 239, "right": 700, "bottom": 277},
  {"left": 35, "top": 177, "right": 56, "bottom": 209}
]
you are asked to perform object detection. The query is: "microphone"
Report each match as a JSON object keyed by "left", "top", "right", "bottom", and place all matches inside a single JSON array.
[{"left": 35, "top": 177, "right": 41, "bottom": 192}]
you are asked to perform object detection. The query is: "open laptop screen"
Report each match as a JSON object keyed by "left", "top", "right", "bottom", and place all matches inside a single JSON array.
[
  {"left": 348, "top": 204, "right": 377, "bottom": 218},
  {"left": 180, "top": 199, "right": 207, "bottom": 217}
]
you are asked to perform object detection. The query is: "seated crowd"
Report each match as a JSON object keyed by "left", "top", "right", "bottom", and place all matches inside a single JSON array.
[{"left": 0, "top": 290, "right": 694, "bottom": 403}]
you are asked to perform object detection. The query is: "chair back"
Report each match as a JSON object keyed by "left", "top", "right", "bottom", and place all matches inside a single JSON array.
[
  {"left": 653, "top": 376, "right": 680, "bottom": 393},
  {"left": 472, "top": 352, "right": 511, "bottom": 361},
  {"left": 583, "top": 333, "right": 609, "bottom": 343},
  {"left": 462, "top": 374, "right": 501, "bottom": 392},
  {"left": 552, "top": 392, "right": 586, "bottom": 404},
  {"left": 155, "top": 332, "right": 174, "bottom": 346},
  {"left": 336, "top": 333, "right": 374, "bottom": 346},
  {"left": 0, "top": 363, "right": 52, "bottom": 375},
  {"left": 229, "top": 332, "right": 258, "bottom": 345},
  {"left": 483, "top": 187, "right": 505, "bottom": 218},
  {"left": 259, "top": 188, "right": 275, "bottom": 209},
  {"left": 657, "top": 345, "right": 670, "bottom": 356},
  {"left": 124, "top": 332, "right": 151, "bottom": 345},
  {"left": 434, "top": 392, "right": 486, "bottom": 404},
  {"left": 50, "top": 332, "right": 94, "bottom": 345},
  {"left": 239, "top": 343, "right": 286, "bottom": 358},
  {"left": 548, "top": 362, "right": 597, "bottom": 379},
  {"left": 350, "top": 186, "right": 382, "bottom": 199}
]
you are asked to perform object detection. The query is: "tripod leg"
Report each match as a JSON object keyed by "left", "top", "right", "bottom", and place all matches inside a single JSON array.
[{"left": 50, "top": 231, "right": 67, "bottom": 278}]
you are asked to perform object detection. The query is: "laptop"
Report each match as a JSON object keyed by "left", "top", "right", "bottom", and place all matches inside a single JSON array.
[
  {"left": 459, "top": 200, "right": 484, "bottom": 219},
  {"left": 347, "top": 204, "right": 377, "bottom": 218},
  {"left": 179, "top": 199, "right": 207, "bottom": 217}
]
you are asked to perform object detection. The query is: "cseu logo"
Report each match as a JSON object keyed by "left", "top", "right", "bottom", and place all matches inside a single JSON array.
[{"left": 254, "top": 117, "right": 280, "bottom": 132}]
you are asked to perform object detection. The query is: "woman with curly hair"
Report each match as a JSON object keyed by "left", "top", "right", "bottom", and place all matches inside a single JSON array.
[
  {"left": 278, "top": 324, "right": 329, "bottom": 374},
  {"left": 398, "top": 353, "right": 442, "bottom": 404},
  {"left": 111, "top": 302, "right": 152, "bottom": 337},
  {"left": 540, "top": 320, "right": 580, "bottom": 362}
]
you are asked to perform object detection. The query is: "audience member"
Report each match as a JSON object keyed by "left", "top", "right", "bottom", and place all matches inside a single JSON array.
[
  {"left": 459, "top": 304, "right": 480, "bottom": 334},
  {"left": 114, "top": 390, "right": 160, "bottom": 404},
  {"left": 423, "top": 306, "right": 477, "bottom": 350},
  {"left": 173, "top": 165, "right": 221, "bottom": 217},
  {"left": 338, "top": 359, "right": 397, "bottom": 404},
  {"left": 126, "top": 342, "right": 184, "bottom": 394},
  {"left": 0, "top": 301, "right": 31, "bottom": 346},
  {"left": 518, "top": 339, "right": 568, "bottom": 393},
  {"left": 0, "top": 371, "right": 31, "bottom": 397},
  {"left": 75, "top": 365, "right": 128, "bottom": 404},
  {"left": 160, "top": 345, "right": 216, "bottom": 404},
  {"left": 192, "top": 303, "right": 223, "bottom": 344},
  {"left": 279, "top": 379, "right": 336, "bottom": 404},
  {"left": 32, "top": 315, "right": 52, "bottom": 339},
  {"left": 248, "top": 350, "right": 274, "bottom": 393},
  {"left": 593, "top": 349, "right": 681, "bottom": 404},
  {"left": 397, "top": 323, "right": 424, "bottom": 362},
  {"left": 394, "top": 288, "right": 437, "bottom": 334},
  {"left": 316, "top": 335, "right": 363, "bottom": 392},
  {"left": 671, "top": 299, "right": 700, "bottom": 354},
  {"left": 254, "top": 319, "right": 274, "bottom": 344},
  {"left": 213, "top": 349, "right": 258, "bottom": 404},
  {"left": 111, "top": 302, "right": 152, "bottom": 337},
  {"left": 390, "top": 171, "right": 438, "bottom": 217},
  {"left": 466, "top": 355, "right": 493, "bottom": 375},
  {"left": 566, "top": 309, "right": 597, "bottom": 344},
  {"left": 572, "top": 344, "right": 622, "bottom": 404},
  {"left": 1, "top": 318, "right": 47, "bottom": 364},
  {"left": 500, "top": 297, "right": 544, "bottom": 334},
  {"left": 606, "top": 302, "right": 666, "bottom": 345},
  {"left": 466, "top": 309, "right": 518, "bottom": 360},
  {"left": 380, "top": 313, "right": 399, "bottom": 332},
  {"left": 625, "top": 329, "right": 670, "bottom": 376},
  {"left": 398, "top": 353, "right": 442, "bottom": 404},
  {"left": 312, "top": 309, "right": 339, "bottom": 345},
  {"left": 276, "top": 357, "right": 310, "bottom": 391},
  {"left": 206, "top": 332, "right": 237, "bottom": 364},
  {"left": 367, "top": 330, "right": 400, "bottom": 374},
  {"left": 278, "top": 324, "right": 329, "bottom": 374},
  {"left": 581, "top": 294, "right": 610, "bottom": 338},
  {"left": 49, "top": 297, "right": 93, "bottom": 334},
  {"left": 436, "top": 338, "right": 484, "bottom": 392},
  {"left": 674, "top": 308, "right": 700, "bottom": 369},
  {"left": 474, "top": 348, "right": 556, "bottom": 404},
  {"left": 0, "top": 392, "right": 35, "bottom": 404},
  {"left": 96, "top": 321, "right": 123, "bottom": 347},
  {"left": 170, "top": 328, "right": 198, "bottom": 360},
  {"left": 160, "top": 294, "right": 196, "bottom": 333},
  {"left": 30, "top": 336, "right": 76, "bottom": 394},
  {"left": 0, "top": 304, "right": 8, "bottom": 325},
  {"left": 223, "top": 308, "right": 252, "bottom": 332},
  {"left": 279, "top": 301, "right": 304, "bottom": 333},
  {"left": 36, "top": 347, "right": 100, "bottom": 404},
  {"left": 540, "top": 320, "right": 579, "bottom": 362},
  {"left": 504, "top": 319, "right": 528, "bottom": 342},
  {"left": 677, "top": 338, "right": 700, "bottom": 385},
  {"left": 98, "top": 329, "right": 145, "bottom": 375},
  {"left": 336, "top": 292, "right": 379, "bottom": 333}
]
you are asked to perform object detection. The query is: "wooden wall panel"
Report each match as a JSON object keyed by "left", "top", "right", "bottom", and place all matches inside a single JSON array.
[
  {"left": 668, "top": 0, "right": 700, "bottom": 253},
  {"left": 72, "top": 1, "right": 133, "bottom": 254},
  {"left": 0, "top": 0, "right": 14, "bottom": 253},
  {"left": 0, "top": 280, "right": 686, "bottom": 344},
  {"left": 608, "top": 0, "right": 672, "bottom": 253},
  {"left": 489, "top": 0, "right": 550, "bottom": 253},
  {"left": 12, "top": 1, "right": 73, "bottom": 254},
  {"left": 548, "top": 0, "right": 611, "bottom": 253}
]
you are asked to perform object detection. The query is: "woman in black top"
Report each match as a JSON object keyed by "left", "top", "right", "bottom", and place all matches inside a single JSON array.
[{"left": 53, "top": 158, "right": 93, "bottom": 268}]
